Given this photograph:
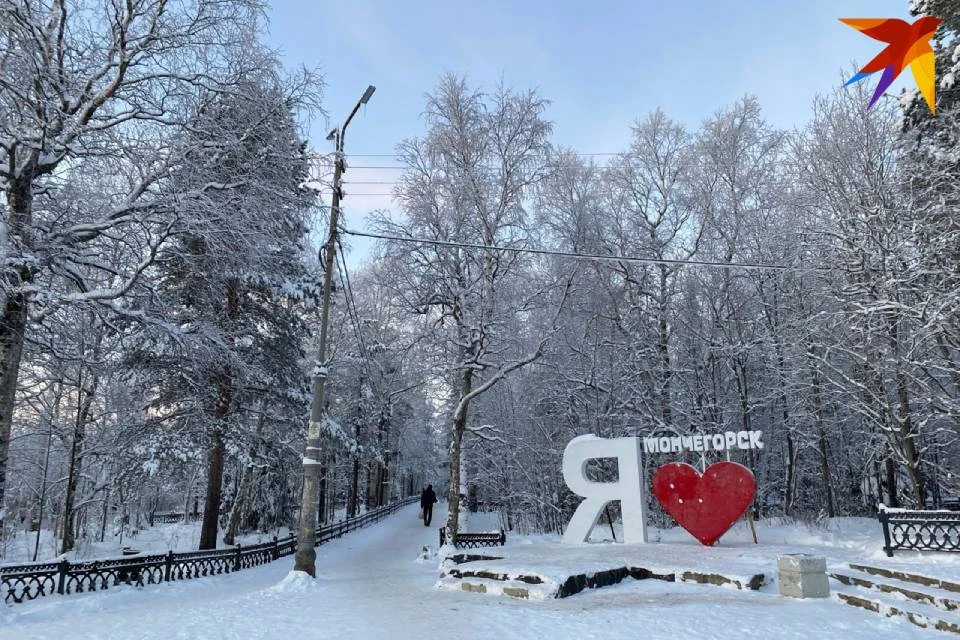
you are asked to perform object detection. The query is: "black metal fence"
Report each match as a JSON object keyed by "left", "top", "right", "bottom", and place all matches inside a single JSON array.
[
  {"left": 152, "top": 512, "right": 202, "bottom": 525},
  {"left": 2, "top": 495, "right": 418, "bottom": 604},
  {"left": 878, "top": 508, "right": 960, "bottom": 557}
]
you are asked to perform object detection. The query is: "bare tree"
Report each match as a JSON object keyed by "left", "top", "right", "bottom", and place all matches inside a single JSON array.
[{"left": 371, "top": 75, "right": 563, "bottom": 540}]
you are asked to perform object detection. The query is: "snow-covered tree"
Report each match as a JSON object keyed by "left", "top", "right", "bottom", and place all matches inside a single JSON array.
[
  {"left": 371, "top": 75, "right": 563, "bottom": 540},
  {"left": 0, "top": 0, "right": 267, "bottom": 528},
  {"left": 133, "top": 71, "right": 318, "bottom": 549}
]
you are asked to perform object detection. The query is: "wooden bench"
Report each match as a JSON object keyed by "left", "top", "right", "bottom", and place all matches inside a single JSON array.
[
  {"left": 878, "top": 506, "right": 960, "bottom": 556},
  {"left": 439, "top": 527, "right": 506, "bottom": 549}
]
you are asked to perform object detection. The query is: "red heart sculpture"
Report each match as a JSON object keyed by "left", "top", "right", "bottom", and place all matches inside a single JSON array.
[{"left": 651, "top": 461, "right": 756, "bottom": 546}]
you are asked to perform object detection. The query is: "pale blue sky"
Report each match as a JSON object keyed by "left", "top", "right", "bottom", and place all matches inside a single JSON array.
[{"left": 264, "top": 0, "right": 916, "bottom": 263}]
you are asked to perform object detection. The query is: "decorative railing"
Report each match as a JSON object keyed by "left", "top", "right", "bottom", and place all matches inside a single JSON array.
[
  {"left": 152, "top": 512, "right": 202, "bottom": 524},
  {"left": 439, "top": 527, "right": 506, "bottom": 549},
  {"left": 878, "top": 507, "right": 960, "bottom": 557},
  {"left": 1, "top": 495, "right": 417, "bottom": 604}
]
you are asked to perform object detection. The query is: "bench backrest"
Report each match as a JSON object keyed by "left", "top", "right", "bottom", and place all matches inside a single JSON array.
[{"left": 439, "top": 527, "right": 506, "bottom": 548}]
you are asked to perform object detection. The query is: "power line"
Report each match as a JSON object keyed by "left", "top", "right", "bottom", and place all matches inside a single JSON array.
[
  {"left": 341, "top": 228, "right": 825, "bottom": 273},
  {"left": 339, "top": 193, "right": 396, "bottom": 197},
  {"left": 335, "top": 237, "right": 379, "bottom": 389},
  {"left": 315, "top": 151, "right": 702, "bottom": 171},
  {"left": 339, "top": 152, "right": 668, "bottom": 158}
]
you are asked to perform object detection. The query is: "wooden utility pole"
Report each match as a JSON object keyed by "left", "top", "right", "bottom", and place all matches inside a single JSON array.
[{"left": 293, "top": 85, "right": 376, "bottom": 576}]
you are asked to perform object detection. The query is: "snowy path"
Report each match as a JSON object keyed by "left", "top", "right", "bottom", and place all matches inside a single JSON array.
[{"left": 0, "top": 504, "right": 940, "bottom": 639}]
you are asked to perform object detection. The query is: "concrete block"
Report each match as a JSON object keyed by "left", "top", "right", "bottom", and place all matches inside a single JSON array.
[
  {"left": 778, "top": 554, "right": 827, "bottom": 574},
  {"left": 461, "top": 581, "right": 486, "bottom": 593},
  {"left": 778, "top": 554, "right": 830, "bottom": 598}
]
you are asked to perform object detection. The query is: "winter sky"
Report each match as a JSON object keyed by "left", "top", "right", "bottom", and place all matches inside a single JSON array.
[{"left": 264, "top": 0, "right": 915, "bottom": 265}]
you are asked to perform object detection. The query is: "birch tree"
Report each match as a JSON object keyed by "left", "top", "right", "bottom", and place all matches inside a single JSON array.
[{"left": 371, "top": 75, "right": 558, "bottom": 540}]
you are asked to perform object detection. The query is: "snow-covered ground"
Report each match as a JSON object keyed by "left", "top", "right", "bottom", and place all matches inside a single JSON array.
[
  {"left": 0, "top": 504, "right": 947, "bottom": 639},
  {"left": 600, "top": 518, "right": 960, "bottom": 582},
  {"left": 442, "top": 515, "right": 960, "bottom": 600},
  {"left": 587, "top": 515, "right": 960, "bottom": 582}
]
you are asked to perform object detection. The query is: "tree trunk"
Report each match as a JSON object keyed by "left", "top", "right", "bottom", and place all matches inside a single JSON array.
[
  {"left": 0, "top": 177, "right": 34, "bottom": 528},
  {"left": 733, "top": 357, "right": 759, "bottom": 516},
  {"left": 379, "top": 451, "right": 390, "bottom": 506},
  {"left": 99, "top": 487, "right": 110, "bottom": 543},
  {"left": 348, "top": 457, "right": 360, "bottom": 517},
  {"left": 223, "top": 461, "right": 251, "bottom": 546},
  {"left": 895, "top": 365, "right": 925, "bottom": 507},
  {"left": 199, "top": 281, "right": 238, "bottom": 550},
  {"left": 445, "top": 425, "right": 465, "bottom": 542},
  {"left": 32, "top": 423, "right": 53, "bottom": 561},
  {"left": 60, "top": 406, "right": 85, "bottom": 553},
  {"left": 810, "top": 353, "right": 835, "bottom": 517},
  {"left": 347, "top": 378, "right": 363, "bottom": 517},
  {"left": 199, "top": 428, "right": 226, "bottom": 550},
  {"left": 224, "top": 409, "right": 265, "bottom": 544},
  {"left": 657, "top": 267, "right": 672, "bottom": 425},
  {"left": 887, "top": 316, "right": 924, "bottom": 506},
  {"left": 765, "top": 325, "right": 797, "bottom": 517},
  {"left": 0, "top": 295, "right": 28, "bottom": 527},
  {"left": 182, "top": 465, "right": 198, "bottom": 524},
  {"left": 784, "top": 432, "right": 797, "bottom": 517},
  {"left": 61, "top": 330, "right": 102, "bottom": 554},
  {"left": 884, "top": 456, "right": 899, "bottom": 508},
  {"left": 198, "top": 384, "right": 230, "bottom": 550},
  {"left": 445, "top": 369, "right": 473, "bottom": 542}
]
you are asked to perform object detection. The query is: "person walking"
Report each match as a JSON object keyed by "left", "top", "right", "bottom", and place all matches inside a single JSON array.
[{"left": 420, "top": 484, "right": 438, "bottom": 526}]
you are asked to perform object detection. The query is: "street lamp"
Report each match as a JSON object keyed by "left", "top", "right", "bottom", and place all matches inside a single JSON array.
[{"left": 293, "top": 85, "right": 376, "bottom": 576}]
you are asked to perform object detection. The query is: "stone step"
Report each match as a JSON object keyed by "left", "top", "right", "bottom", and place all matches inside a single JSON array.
[
  {"left": 833, "top": 585, "right": 960, "bottom": 636},
  {"left": 831, "top": 569, "right": 960, "bottom": 614},
  {"left": 441, "top": 558, "right": 765, "bottom": 599},
  {"left": 848, "top": 563, "right": 960, "bottom": 594}
]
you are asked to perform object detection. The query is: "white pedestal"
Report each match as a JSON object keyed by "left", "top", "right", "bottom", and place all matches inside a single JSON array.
[{"left": 778, "top": 554, "right": 830, "bottom": 598}]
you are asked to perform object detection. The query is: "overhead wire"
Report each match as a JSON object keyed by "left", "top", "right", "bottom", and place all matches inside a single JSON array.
[
  {"left": 324, "top": 154, "right": 826, "bottom": 273},
  {"left": 328, "top": 152, "right": 668, "bottom": 158},
  {"left": 340, "top": 228, "right": 826, "bottom": 273},
  {"left": 334, "top": 237, "right": 380, "bottom": 390}
]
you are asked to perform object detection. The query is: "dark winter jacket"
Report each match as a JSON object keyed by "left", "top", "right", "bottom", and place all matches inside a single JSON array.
[{"left": 420, "top": 487, "right": 437, "bottom": 508}]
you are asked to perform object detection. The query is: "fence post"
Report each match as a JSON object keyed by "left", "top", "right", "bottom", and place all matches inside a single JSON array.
[
  {"left": 164, "top": 550, "right": 174, "bottom": 582},
  {"left": 272, "top": 536, "right": 279, "bottom": 561},
  {"left": 234, "top": 544, "right": 242, "bottom": 572},
  {"left": 56, "top": 559, "right": 70, "bottom": 595},
  {"left": 878, "top": 508, "right": 894, "bottom": 557}
]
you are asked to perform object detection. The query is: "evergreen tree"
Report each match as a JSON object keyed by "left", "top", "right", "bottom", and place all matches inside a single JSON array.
[
  {"left": 905, "top": 0, "right": 960, "bottom": 152},
  {"left": 904, "top": 0, "right": 960, "bottom": 451},
  {"left": 137, "top": 71, "right": 318, "bottom": 549}
]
